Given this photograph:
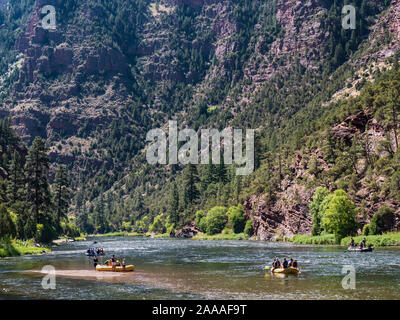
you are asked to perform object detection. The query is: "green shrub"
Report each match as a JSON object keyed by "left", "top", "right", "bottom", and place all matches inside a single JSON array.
[
  {"left": 195, "top": 210, "right": 205, "bottom": 227},
  {"left": 61, "top": 221, "right": 80, "bottom": 238},
  {"left": 244, "top": 219, "right": 253, "bottom": 237},
  {"left": 309, "top": 187, "right": 330, "bottom": 236},
  {"left": 203, "top": 206, "right": 228, "bottom": 235},
  {"left": 35, "top": 223, "right": 57, "bottom": 244},
  {"left": 227, "top": 205, "right": 246, "bottom": 234},
  {"left": 369, "top": 206, "right": 395, "bottom": 235},
  {"left": 121, "top": 221, "right": 132, "bottom": 232},
  {"left": 362, "top": 224, "right": 370, "bottom": 236},
  {"left": 322, "top": 190, "right": 358, "bottom": 243},
  {"left": 0, "top": 204, "right": 16, "bottom": 239},
  {"left": 149, "top": 214, "right": 166, "bottom": 233}
]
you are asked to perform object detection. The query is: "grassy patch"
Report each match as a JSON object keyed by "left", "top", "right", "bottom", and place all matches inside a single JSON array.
[
  {"left": 152, "top": 233, "right": 171, "bottom": 238},
  {"left": 89, "top": 232, "right": 143, "bottom": 238},
  {"left": 192, "top": 233, "right": 248, "bottom": 241},
  {"left": 288, "top": 234, "right": 336, "bottom": 245},
  {"left": 341, "top": 232, "right": 400, "bottom": 247},
  {"left": 73, "top": 236, "right": 87, "bottom": 241},
  {"left": 0, "top": 239, "right": 50, "bottom": 258}
]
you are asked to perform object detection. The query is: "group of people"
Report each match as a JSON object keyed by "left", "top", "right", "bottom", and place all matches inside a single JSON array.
[
  {"left": 272, "top": 257, "right": 298, "bottom": 270},
  {"left": 349, "top": 237, "right": 368, "bottom": 249},
  {"left": 93, "top": 254, "right": 127, "bottom": 270},
  {"left": 87, "top": 248, "right": 104, "bottom": 255}
]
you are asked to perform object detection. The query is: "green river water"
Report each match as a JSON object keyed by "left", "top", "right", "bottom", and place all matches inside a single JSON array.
[{"left": 0, "top": 237, "right": 399, "bottom": 300}]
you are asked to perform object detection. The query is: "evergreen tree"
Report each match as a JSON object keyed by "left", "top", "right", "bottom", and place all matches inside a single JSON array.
[
  {"left": 53, "top": 165, "right": 71, "bottom": 232},
  {"left": 183, "top": 164, "right": 200, "bottom": 207},
  {"left": 203, "top": 159, "right": 217, "bottom": 187},
  {"left": 6, "top": 150, "right": 25, "bottom": 204},
  {"left": 388, "top": 85, "right": 400, "bottom": 150},
  {"left": 24, "top": 137, "right": 52, "bottom": 225},
  {"left": 94, "top": 194, "right": 108, "bottom": 233},
  {"left": 215, "top": 153, "right": 227, "bottom": 183},
  {"left": 168, "top": 182, "right": 180, "bottom": 226},
  {"left": 77, "top": 206, "right": 94, "bottom": 234}
]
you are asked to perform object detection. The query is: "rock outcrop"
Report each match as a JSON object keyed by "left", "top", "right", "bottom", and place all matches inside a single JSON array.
[{"left": 174, "top": 224, "right": 201, "bottom": 238}]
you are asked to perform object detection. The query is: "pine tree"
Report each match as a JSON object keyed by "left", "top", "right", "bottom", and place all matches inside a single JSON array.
[
  {"left": 201, "top": 159, "right": 217, "bottom": 191},
  {"left": 24, "top": 137, "right": 52, "bottom": 225},
  {"left": 183, "top": 164, "right": 200, "bottom": 207},
  {"left": 215, "top": 153, "right": 227, "bottom": 183},
  {"left": 168, "top": 182, "right": 180, "bottom": 226},
  {"left": 6, "top": 150, "right": 25, "bottom": 204},
  {"left": 388, "top": 85, "right": 400, "bottom": 150},
  {"left": 94, "top": 194, "right": 108, "bottom": 233},
  {"left": 53, "top": 165, "right": 71, "bottom": 232},
  {"left": 77, "top": 206, "right": 93, "bottom": 234}
]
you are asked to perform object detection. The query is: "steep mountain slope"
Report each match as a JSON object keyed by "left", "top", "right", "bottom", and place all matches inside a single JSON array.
[{"left": 0, "top": 0, "right": 398, "bottom": 237}]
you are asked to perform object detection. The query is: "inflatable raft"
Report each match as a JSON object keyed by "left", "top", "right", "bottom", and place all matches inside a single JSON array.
[
  {"left": 96, "top": 265, "right": 134, "bottom": 272},
  {"left": 265, "top": 267, "right": 300, "bottom": 275},
  {"left": 347, "top": 246, "right": 373, "bottom": 252}
]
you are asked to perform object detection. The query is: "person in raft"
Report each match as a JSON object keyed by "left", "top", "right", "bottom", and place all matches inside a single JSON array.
[
  {"left": 350, "top": 237, "right": 355, "bottom": 247},
  {"left": 362, "top": 237, "right": 367, "bottom": 247},
  {"left": 111, "top": 255, "right": 117, "bottom": 271},
  {"left": 93, "top": 254, "right": 98, "bottom": 269},
  {"left": 281, "top": 258, "right": 289, "bottom": 269},
  {"left": 271, "top": 257, "right": 298, "bottom": 270},
  {"left": 272, "top": 258, "right": 280, "bottom": 269}
]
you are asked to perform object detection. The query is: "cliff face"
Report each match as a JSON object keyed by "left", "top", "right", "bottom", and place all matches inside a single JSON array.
[
  {"left": 0, "top": 0, "right": 398, "bottom": 232},
  {"left": 244, "top": 0, "right": 329, "bottom": 84},
  {"left": 245, "top": 110, "right": 400, "bottom": 240}
]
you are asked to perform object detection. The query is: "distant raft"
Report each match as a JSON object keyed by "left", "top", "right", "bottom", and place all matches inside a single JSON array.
[
  {"left": 265, "top": 267, "right": 300, "bottom": 275},
  {"left": 96, "top": 265, "right": 134, "bottom": 272},
  {"left": 347, "top": 246, "right": 373, "bottom": 252},
  {"left": 86, "top": 252, "right": 105, "bottom": 256}
]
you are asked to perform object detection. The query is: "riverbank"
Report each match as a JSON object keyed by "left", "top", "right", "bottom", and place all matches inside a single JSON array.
[
  {"left": 341, "top": 233, "right": 400, "bottom": 247},
  {"left": 87, "top": 232, "right": 144, "bottom": 238},
  {"left": 283, "top": 232, "right": 400, "bottom": 247},
  {"left": 0, "top": 239, "right": 50, "bottom": 258},
  {"left": 83, "top": 230, "right": 400, "bottom": 247},
  {"left": 192, "top": 233, "right": 248, "bottom": 241},
  {"left": 285, "top": 234, "right": 336, "bottom": 245}
]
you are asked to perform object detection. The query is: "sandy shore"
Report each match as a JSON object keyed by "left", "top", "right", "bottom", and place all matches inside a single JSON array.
[{"left": 27, "top": 269, "right": 131, "bottom": 281}]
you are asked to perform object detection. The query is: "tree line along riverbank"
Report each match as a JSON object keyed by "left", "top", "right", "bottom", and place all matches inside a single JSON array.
[{"left": 278, "top": 232, "right": 400, "bottom": 247}]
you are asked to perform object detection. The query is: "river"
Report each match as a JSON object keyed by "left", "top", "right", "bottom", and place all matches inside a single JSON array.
[{"left": 0, "top": 237, "right": 399, "bottom": 300}]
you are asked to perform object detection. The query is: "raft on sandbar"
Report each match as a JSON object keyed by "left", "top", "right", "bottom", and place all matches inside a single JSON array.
[{"left": 96, "top": 265, "right": 134, "bottom": 272}]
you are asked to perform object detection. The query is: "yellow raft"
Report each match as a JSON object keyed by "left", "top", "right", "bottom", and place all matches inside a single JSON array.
[
  {"left": 265, "top": 267, "right": 299, "bottom": 275},
  {"left": 96, "top": 265, "right": 135, "bottom": 272}
]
